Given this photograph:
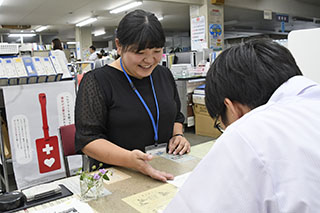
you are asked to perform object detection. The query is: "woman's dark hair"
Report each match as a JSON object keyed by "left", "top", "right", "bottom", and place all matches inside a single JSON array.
[
  {"left": 52, "top": 38, "right": 63, "bottom": 50},
  {"left": 116, "top": 9, "right": 165, "bottom": 52},
  {"left": 205, "top": 39, "right": 303, "bottom": 122},
  {"left": 90, "top": 45, "right": 96, "bottom": 51}
]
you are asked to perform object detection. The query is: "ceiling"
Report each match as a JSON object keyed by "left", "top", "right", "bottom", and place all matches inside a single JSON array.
[{"left": 0, "top": 0, "right": 320, "bottom": 44}]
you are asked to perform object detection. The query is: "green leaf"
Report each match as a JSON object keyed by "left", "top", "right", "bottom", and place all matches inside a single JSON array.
[{"left": 103, "top": 174, "right": 110, "bottom": 181}]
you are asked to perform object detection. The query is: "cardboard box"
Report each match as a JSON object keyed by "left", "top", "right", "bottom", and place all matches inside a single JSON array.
[
  {"left": 211, "top": 0, "right": 224, "bottom": 4},
  {"left": 193, "top": 104, "right": 222, "bottom": 138}
]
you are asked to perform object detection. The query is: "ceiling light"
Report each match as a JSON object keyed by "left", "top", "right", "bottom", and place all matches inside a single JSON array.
[
  {"left": 9, "top": 34, "right": 36, "bottom": 37},
  {"left": 0, "top": 0, "right": 3, "bottom": 7},
  {"left": 93, "top": 30, "right": 105, "bottom": 36},
  {"left": 67, "top": 41, "right": 76, "bottom": 44},
  {"left": 76, "top": 17, "right": 98, "bottom": 27},
  {"left": 110, "top": 1, "right": 142, "bottom": 14},
  {"left": 35, "top": 26, "right": 48, "bottom": 32}
]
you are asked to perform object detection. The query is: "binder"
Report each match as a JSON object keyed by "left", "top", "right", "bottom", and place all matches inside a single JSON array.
[
  {"left": 32, "top": 57, "right": 47, "bottom": 83},
  {"left": 3, "top": 58, "right": 18, "bottom": 85},
  {"left": 0, "top": 58, "right": 9, "bottom": 86},
  {"left": 22, "top": 57, "right": 38, "bottom": 84},
  {"left": 41, "top": 57, "right": 57, "bottom": 82},
  {"left": 13, "top": 58, "right": 28, "bottom": 85},
  {"left": 49, "top": 56, "right": 63, "bottom": 81}
]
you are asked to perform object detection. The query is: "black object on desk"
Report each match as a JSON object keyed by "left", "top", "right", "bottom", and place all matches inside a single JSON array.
[
  {"left": 0, "top": 191, "right": 25, "bottom": 212},
  {"left": 2, "top": 184, "right": 73, "bottom": 213}
]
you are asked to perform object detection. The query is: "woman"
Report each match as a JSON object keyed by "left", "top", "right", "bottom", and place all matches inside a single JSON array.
[
  {"left": 75, "top": 10, "right": 190, "bottom": 182},
  {"left": 50, "top": 38, "right": 71, "bottom": 79}
]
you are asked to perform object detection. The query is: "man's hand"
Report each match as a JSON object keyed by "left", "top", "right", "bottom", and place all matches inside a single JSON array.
[
  {"left": 168, "top": 135, "right": 190, "bottom": 155},
  {"left": 130, "top": 150, "right": 174, "bottom": 182}
]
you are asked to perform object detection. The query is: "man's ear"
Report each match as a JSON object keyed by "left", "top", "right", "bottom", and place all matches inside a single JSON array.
[
  {"left": 224, "top": 98, "right": 251, "bottom": 120},
  {"left": 115, "top": 38, "right": 122, "bottom": 55}
]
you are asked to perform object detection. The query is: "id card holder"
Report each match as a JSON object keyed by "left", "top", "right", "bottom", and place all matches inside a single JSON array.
[{"left": 145, "top": 143, "right": 167, "bottom": 156}]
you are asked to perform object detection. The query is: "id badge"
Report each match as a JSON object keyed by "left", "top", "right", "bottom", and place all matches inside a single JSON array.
[{"left": 145, "top": 143, "right": 167, "bottom": 156}]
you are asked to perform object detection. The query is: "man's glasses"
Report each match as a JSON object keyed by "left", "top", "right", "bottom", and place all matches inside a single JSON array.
[{"left": 214, "top": 116, "right": 225, "bottom": 133}]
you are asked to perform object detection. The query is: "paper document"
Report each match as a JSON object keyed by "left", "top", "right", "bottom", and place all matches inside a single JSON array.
[
  {"left": 167, "top": 172, "right": 191, "bottom": 189},
  {"left": 34, "top": 198, "right": 94, "bottom": 213},
  {"left": 161, "top": 153, "right": 195, "bottom": 163},
  {"left": 189, "top": 140, "right": 215, "bottom": 159},
  {"left": 122, "top": 184, "right": 178, "bottom": 213},
  {"left": 103, "top": 167, "right": 131, "bottom": 185}
]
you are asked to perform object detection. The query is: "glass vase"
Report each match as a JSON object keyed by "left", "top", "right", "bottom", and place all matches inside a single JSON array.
[{"left": 80, "top": 176, "right": 104, "bottom": 201}]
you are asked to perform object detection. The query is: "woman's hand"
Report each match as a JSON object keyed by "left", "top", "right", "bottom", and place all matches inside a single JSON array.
[
  {"left": 168, "top": 135, "right": 190, "bottom": 155},
  {"left": 129, "top": 150, "right": 174, "bottom": 182}
]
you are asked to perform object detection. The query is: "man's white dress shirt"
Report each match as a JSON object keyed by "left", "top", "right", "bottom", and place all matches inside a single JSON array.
[{"left": 165, "top": 76, "right": 320, "bottom": 213}]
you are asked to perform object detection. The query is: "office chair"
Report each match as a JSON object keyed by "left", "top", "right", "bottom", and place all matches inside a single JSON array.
[{"left": 59, "top": 124, "right": 88, "bottom": 177}]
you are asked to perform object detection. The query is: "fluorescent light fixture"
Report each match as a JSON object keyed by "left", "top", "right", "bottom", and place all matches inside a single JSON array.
[
  {"left": 76, "top": 17, "right": 98, "bottom": 27},
  {"left": 35, "top": 26, "right": 48, "bottom": 32},
  {"left": 110, "top": 1, "right": 142, "bottom": 14},
  {"left": 9, "top": 34, "right": 36, "bottom": 37},
  {"left": 67, "top": 41, "right": 77, "bottom": 44},
  {"left": 93, "top": 30, "right": 105, "bottom": 36}
]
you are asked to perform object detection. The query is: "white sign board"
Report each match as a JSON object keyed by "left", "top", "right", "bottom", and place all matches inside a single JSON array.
[
  {"left": 3, "top": 81, "right": 76, "bottom": 189},
  {"left": 288, "top": 28, "right": 320, "bottom": 84},
  {"left": 191, "top": 16, "right": 207, "bottom": 51}
]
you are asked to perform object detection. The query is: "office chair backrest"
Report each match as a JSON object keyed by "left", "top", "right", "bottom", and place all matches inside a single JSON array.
[{"left": 59, "top": 124, "right": 76, "bottom": 156}]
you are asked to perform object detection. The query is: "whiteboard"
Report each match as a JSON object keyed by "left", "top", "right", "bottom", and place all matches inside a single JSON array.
[{"left": 288, "top": 28, "right": 320, "bottom": 84}]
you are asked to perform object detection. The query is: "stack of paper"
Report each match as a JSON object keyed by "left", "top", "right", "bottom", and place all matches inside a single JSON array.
[{"left": 193, "top": 84, "right": 206, "bottom": 105}]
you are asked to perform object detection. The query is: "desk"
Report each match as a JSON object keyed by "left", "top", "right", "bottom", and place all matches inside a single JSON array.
[{"left": 18, "top": 141, "right": 215, "bottom": 213}]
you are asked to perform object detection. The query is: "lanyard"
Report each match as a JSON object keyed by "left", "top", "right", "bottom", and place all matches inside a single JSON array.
[{"left": 120, "top": 58, "right": 160, "bottom": 143}]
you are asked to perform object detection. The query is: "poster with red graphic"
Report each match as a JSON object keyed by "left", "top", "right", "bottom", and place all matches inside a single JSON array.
[{"left": 3, "top": 81, "right": 76, "bottom": 189}]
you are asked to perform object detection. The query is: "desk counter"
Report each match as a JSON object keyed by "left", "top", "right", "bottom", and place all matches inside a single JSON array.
[{"left": 19, "top": 141, "right": 215, "bottom": 213}]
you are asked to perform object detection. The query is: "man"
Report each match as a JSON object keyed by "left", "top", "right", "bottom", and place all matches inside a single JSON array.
[
  {"left": 165, "top": 39, "right": 320, "bottom": 212},
  {"left": 88, "top": 45, "right": 98, "bottom": 61}
]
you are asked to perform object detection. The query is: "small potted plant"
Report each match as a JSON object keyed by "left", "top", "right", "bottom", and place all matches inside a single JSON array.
[{"left": 78, "top": 163, "right": 112, "bottom": 201}]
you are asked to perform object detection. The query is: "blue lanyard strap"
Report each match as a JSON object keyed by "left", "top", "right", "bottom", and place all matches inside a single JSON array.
[{"left": 120, "top": 58, "right": 159, "bottom": 143}]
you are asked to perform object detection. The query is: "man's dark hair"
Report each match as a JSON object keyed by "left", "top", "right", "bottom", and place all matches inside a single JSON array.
[
  {"left": 52, "top": 38, "right": 63, "bottom": 50},
  {"left": 116, "top": 9, "right": 165, "bottom": 53},
  {"left": 205, "top": 39, "right": 303, "bottom": 122},
  {"left": 90, "top": 45, "right": 96, "bottom": 51}
]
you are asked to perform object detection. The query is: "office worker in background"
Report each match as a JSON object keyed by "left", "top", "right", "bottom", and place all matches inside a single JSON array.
[
  {"left": 75, "top": 9, "right": 190, "bottom": 182},
  {"left": 50, "top": 38, "right": 70, "bottom": 77},
  {"left": 51, "top": 38, "right": 68, "bottom": 65},
  {"left": 165, "top": 40, "right": 320, "bottom": 212},
  {"left": 88, "top": 45, "right": 98, "bottom": 61}
]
